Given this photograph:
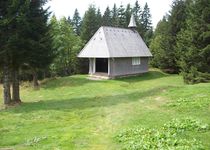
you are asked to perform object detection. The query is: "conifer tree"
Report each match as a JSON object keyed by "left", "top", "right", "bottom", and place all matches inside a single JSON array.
[
  {"left": 102, "top": 7, "right": 112, "bottom": 26},
  {"left": 168, "top": 0, "right": 187, "bottom": 37},
  {"left": 24, "top": 0, "right": 54, "bottom": 89},
  {"left": 0, "top": 0, "right": 31, "bottom": 104},
  {"left": 141, "top": 3, "right": 152, "bottom": 32},
  {"left": 81, "top": 5, "right": 98, "bottom": 42},
  {"left": 133, "top": 0, "right": 141, "bottom": 19},
  {"left": 72, "top": 9, "right": 82, "bottom": 35},
  {"left": 132, "top": 0, "right": 144, "bottom": 36},
  {"left": 111, "top": 4, "right": 118, "bottom": 27},
  {"left": 118, "top": 4, "right": 126, "bottom": 27},
  {"left": 177, "top": 0, "right": 210, "bottom": 83},
  {"left": 150, "top": 17, "right": 173, "bottom": 70},
  {"left": 96, "top": 8, "right": 102, "bottom": 28},
  {"left": 150, "top": 0, "right": 187, "bottom": 73},
  {"left": 0, "top": 0, "right": 53, "bottom": 103},
  {"left": 141, "top": 2, "right": 153, "bottom": 45},
  {"left": 0, "top": 0, "right": 12, "bottom": 104}
]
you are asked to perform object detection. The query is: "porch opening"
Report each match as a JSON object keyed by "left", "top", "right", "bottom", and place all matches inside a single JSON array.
[{"left": 96, "top": 58, "right": 108, "bottom": 73}]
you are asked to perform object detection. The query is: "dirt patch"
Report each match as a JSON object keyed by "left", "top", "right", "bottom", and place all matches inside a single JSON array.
[
  {"left": 155, "top": 96, "right": 167, "bottom": 105},
  {"left": 144, "top": 96, "right": 168, "bottom": 110}
]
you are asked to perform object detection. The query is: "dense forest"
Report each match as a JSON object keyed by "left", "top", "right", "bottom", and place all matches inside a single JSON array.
[
  {"left": 150, "top": 0, "right": 210, "bottom": 83},
  {"left": 0, "top": 0, "right": 210, "bottom": 105}
]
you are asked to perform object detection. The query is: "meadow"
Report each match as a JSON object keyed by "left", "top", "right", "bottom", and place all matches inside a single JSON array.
[{"left": 0, "top": 69, "right": 210, "bottom": 149}]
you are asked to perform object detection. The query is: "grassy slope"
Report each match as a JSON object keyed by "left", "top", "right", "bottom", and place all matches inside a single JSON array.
[{"left": 0, "top": 70, "right": 210, "bottom": 149}]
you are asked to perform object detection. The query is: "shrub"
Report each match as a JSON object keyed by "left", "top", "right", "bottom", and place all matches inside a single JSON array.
[{"left": 182, "top": 67, "right": 210, "bottom": 84}]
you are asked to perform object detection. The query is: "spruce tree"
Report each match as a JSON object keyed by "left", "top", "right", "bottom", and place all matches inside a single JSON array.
[
  {"left": 24, "top": 0, "right": 54, "bottom": 89},
  {"left": 102, "top": 7, "right": 112, "bottom": 26},
  {"left": 111, "top": 4, "right": 118, "bottom": 27},
  {"left": 132, "top": 0, "right": 144, "bottom": 36},
  {"left": 0, "top": 0, "right": 30, "bottom": 103},
  {"left": 81, "top": 5, "right": 98, "bottom": 42},
  {"left": 0, "top": 0, "right": 11, "bottom": 104},
  {"left": 1, "top": 0, "right": 54, "bottom": 104},
  {"left": 150, "top": 17, "right": 174, "bottom": 70},
  {"left": 141, "top": 3, "right": 152, "bottom": 32},
  {"left": 118, "top": 4, "right": 126, "bottom": 27},
  {"left": 141, "top": 2, "right": 153, "bottom": 45},
  {"left": 72, "top": 9, "right": 82, "bottom": 36},
  {"left": 133, "top": 0, "right": 141, "bottom": 19},
  {"left": 96, "top": 8, "right": 102, "bottom": 28},
  {"left": 177, "top": 0, "right": 210, "bottom": 83},
  {"left": 168, "top": 0, "right": 187, "bottom": 37},
  {"left": 150, "top": 0, "right": 187, "bottom": 73}
]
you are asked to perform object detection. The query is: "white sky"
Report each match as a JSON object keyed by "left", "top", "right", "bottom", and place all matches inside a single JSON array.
[{"left": 46, "top": 0, "right": 172, "bottom": 28}]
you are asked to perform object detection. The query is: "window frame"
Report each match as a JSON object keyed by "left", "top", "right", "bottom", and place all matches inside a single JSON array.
[{"left": 132, "top": 57, "right": 141, "bottom": 66}]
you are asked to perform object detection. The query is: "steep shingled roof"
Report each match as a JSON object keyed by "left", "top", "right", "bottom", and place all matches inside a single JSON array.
[{"left": 78, "top": 26, "right": 152, "bottom": 58}]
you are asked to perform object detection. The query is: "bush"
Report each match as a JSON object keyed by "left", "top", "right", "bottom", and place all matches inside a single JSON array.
[{"left": 182, "top": 67, "right": 210, "bottom": 84}]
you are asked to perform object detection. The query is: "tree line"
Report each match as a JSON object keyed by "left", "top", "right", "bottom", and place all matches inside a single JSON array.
[
  {"left": 1, "top": 0, "right": 209, "bottom": 105},
  {"left": 150, "top": 0, "right": 210, "bottom": 84},
  {"left": 0, "top": 0, "right": 153, "bottom": 105},
  {"left": 76, "top": 2, "right": 153, "bottom": 45}
]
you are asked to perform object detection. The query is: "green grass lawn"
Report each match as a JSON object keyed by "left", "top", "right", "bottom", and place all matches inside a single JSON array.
[{"left": 0, "top": 69, "right": 210, "bottom": 150}]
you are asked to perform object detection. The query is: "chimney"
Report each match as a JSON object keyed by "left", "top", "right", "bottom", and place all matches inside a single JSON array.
[{"left": 128, "top": 14, "right": 137, "bottom": 29}]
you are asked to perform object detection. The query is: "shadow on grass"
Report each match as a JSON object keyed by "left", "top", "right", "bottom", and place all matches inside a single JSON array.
[
  {"left": 7, "top": 85, "right": 174, "bottom": 113},
  {"left": 41, "top": 75, "right": 107, "bottom": 89},
  {"left": 41, "top": 71, "right": 169, "bottom": 89},
  {"left": 116, "top": 71, "right": 169, "bottom": 83}
]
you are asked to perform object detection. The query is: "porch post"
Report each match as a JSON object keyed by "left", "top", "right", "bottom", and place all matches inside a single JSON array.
[
  {"left": 93, "top": 58, "right": 96, "bottom": 74},
  {"left": 89, "top": 58, "right": 92, "bottom": 75},
  {"left": 108, "top": 58, "right": 110, "bottom": 76}
]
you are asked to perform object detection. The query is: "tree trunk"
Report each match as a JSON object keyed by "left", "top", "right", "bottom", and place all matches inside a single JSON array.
[
  {"left": 3, "top": 64, "right": 11, "bottom": 105},
  {"left": 12, "top": 67, "right": 21, "bottom": 103},
  {"left": 33, "top": 71, "right": 39, "bottom": 89}
]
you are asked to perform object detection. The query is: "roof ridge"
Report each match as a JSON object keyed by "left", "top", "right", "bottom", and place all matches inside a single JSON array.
[
  {"left": 101, "top": 27, "right": 111, "bottom": 58},
  {"left": 77, "top": 27, "right": 102, "bottom": 57},
  {"left": 101, "top": 26, "right": 133, "bottom": 30}
]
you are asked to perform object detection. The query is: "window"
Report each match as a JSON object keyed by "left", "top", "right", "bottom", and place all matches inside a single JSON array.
[{"left": 132, "top": 57, "right": 141, "bottom": 65}]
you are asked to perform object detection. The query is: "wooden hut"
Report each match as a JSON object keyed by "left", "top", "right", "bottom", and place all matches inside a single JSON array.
[{"left": 78, "top": 15, "right": 152, "bottom": 78}]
